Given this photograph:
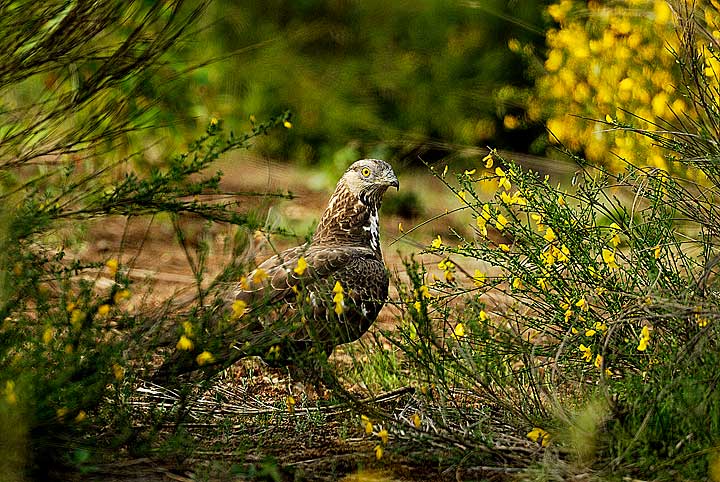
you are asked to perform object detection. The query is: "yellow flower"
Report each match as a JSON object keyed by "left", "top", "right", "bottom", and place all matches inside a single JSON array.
[
  {"left": 575, "top": 297, "right": 586, "bottom": 310},
  {"left": 413, "top": 300, "right": 422, "bottom": 312},
  {"left": 483, "top": 153, "right": 494, "bottom": 168},
  {"left": 456, "top": 190, "right": 466, "bottom": 201},
  {"left": 419, "top": 284, "right": 431, "bottom": 298},
  {"left": 252, "top": 268, "right": 268, "bottom": 284},
  {"left": 70, "top": 309, "right": 85, "bottom": 330},
  {"left": 476, "top": 217, "right": 488, "bottom": 236},
  {"left": 374, "top": 444, "right": 384, "bottom": 460},
  {"left": 537, "top": 277, "right": 548, "bottom": 291},
  {"left": 74, "top": 410, "right": 86, "bottom": 423},
  {"left": 412, "top": 413, "right": 421, "bottom": 428},
  {"left": 431, "top": 235, "right": 442, "bottom": 249},
  {"left": 453, "top": 323, "right": 465, "bottom": 338},
  {"left": 609, "top": 223, "right": 622, "bottom": 247},
  {"left": 286, "top": 395, "right": 296, "bottom": 414},
  {"left": 112, "top": 363, "right": 125, "bottom": 381},
  {"left": 231, "top": 300, "right": 247, "bottom": 319},
  {"left": 594, "top": 354, "right": 603, "bottom": 369},
  {"left": 66, "top": 301, "right": 76, "bottom": 313},
  {"left": 398, "top": 222, "right": 404, "bottom": 233},
  {"left": 473, "top": 270, "right": 486, "bottom": 287},
  {"left": 113, "top": 289, "right": 131, "bottom": 304},
  {"left": 512, "top": 277, "right": 523, "bottom": 290},
  {"left": 182, "top": 321, "right": 194, "bottom": 337},
  {"left": 106, "top": 258, "right": 118, "bottom": 276},
  {"left": 196, "top": 351, "right": 215, "bottom": 366},
  {"left": 333, "top": 281, "right": 345, "bottom": 315},
  {"left": 499, "top": 243, "right": 510, "bottom": 252},
  {"left": 544, "top": 226, "right": 556, "bottom": 242},
  {"left": 239, "top": 276, "right": 250, "bottom": 290},
  {"left": 637, "top": 325, "right": 651, "bottom": 351},
  {"left": 557, "top": 194, "right": 566, "bottom": 206},
  {"left": 176, "top": 335, "right": 194, "bottom": 351},
  {"left": 210, "top": 117, "right": 218, "bottom": 126},
  {"left": 479, "top": 310, "right": 488, "bottom": 321},
  {"left": 495, "top": 167, "right": 511, "bottom": 191},
  {"left": 602, "top": 248, "right": 619, "bottom": 269},
  {"left": 42, "top": 327, "right": 54, "bottom": 344},
  {"left": 579, "top": 343, "right": 592, "bottom": 362},
  {"left": 464, "top": 169, "right": 476, "bottom": 176},
  {"left": 293, "top": 257, "right": 308, "bottom": 275},
  {"left": 97, "top": 304, "right": 110, "bottom": 317},
  {"left": 593, "top": 321, "right": 607, "bottom": 333},
  {"left": 362, "top": 415, "right": 374, "bottom": 434},
  {"left": 585, "top": 329, "right": 596, "bottom": 337},
  {"left": 283, "top": 120, "right": 293, "bottom": 129},
  {"left": 527, "top": 427, "right": 551, "bottom": 447},
  {"left": 653, "top": 245, "right": 661, "bottom": 259},
  {"left": 378, "top": 428, "right": 389, "bottom": 444},
  {"left": 495, "top": 214, "right": 508, "bottom": 231},
  {"left": 605, "top": 114, "right": 614, "bottom": 123}
]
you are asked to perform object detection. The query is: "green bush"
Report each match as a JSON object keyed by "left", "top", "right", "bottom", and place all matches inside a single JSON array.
[
  {"left": 0, "top": 2, "right": 300, "bottom": 477},
  {"left": 373, "top": 7, "right": 720, "bottom": 479}
]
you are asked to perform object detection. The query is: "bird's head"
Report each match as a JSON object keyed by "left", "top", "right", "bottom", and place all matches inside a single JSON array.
[{"left": 340, "top": 159, "right": 399, "bottom": 206}]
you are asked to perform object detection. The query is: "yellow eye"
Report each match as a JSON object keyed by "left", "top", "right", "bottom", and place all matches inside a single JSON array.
[{"left": 361, "top": 167, "right": 371, "bottom": 177}]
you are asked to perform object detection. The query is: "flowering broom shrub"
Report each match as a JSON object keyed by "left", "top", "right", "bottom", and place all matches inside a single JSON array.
[
  {"left": 0, "top": 2, "right": 302, "bottom": 478},
  {"left": 374, "top": 6, "right": 720, "bottom": 479},
  {"left": 510, "top": 1, "right": 720, "bottom": 175}
]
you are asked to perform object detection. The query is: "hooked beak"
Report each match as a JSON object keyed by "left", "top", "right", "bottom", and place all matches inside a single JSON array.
[{"left": 386, "top": 173, "right": 400, "bottom": 191}]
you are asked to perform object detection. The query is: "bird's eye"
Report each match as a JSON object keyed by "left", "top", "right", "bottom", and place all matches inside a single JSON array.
[{"left": 361, "top": 167, "right": 371, "bottom": 178}]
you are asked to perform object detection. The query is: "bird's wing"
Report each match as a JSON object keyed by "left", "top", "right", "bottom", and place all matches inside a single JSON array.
[{"left": 225, "top": 244, "right": 377, "bottom": 308}]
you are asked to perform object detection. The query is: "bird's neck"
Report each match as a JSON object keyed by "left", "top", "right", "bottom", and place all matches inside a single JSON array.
[{"left": 313, "top": 182, "right": 383, "bottom": 258}]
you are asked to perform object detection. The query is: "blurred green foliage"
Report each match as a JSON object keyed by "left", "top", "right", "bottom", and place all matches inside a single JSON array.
[{"left": 181, "top": 0, "right": 550, "bottom": 165}]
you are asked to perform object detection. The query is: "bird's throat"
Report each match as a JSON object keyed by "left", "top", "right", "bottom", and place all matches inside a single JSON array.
[{"left": 313, "top": 184, "right": 383, "bottom": 258}]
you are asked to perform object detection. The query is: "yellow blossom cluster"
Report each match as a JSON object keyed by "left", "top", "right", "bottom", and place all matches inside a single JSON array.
[
  {"left": 333, "top": 281, "right": 345, "bottom": 315},
  {"left": 637, "top": 325, "right": 651, "bottom": 351},
  {"left": 437, "top": 258, "right": 456, "bottom": 283},
  {"left": 176, "top": 320, "right": 195, "bottom": 351},
  {"left": 528, "top": 1, "right": 720, "bottom": 174},
  {"left": 361, "top": 415, "right": 389, "bottom": 460},
  {"left": 527, "top": 426, "right": 551, "bottom": 447}
]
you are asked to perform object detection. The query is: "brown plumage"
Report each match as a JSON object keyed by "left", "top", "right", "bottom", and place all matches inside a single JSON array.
[{"left": 226, "top": 159, "right": 398, "bottom": 361}]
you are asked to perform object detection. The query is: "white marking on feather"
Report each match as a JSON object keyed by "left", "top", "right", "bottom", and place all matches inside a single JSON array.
[{"left": 363, "top": 208, "right": 379, "bottom": 252}]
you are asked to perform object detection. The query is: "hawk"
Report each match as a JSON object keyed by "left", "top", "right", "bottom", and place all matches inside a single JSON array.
[{"left": 226, "top": 159, "right": 399, "bottom": 362}]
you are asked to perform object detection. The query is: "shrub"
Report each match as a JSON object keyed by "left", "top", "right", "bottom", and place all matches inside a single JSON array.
[
  {"left": 0, "top": 2, "right": 297, "bottom": 477},
  {"left": 515, "top": 1, "right": 720, "bottom": 174},
  {"left": 376, "top": 5, "right": 720, "bottom": 479}
]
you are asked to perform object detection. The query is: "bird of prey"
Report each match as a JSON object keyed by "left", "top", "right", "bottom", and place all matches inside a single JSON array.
[{"left": 225, "top": 159, "right": 399, "bottom": 363}]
